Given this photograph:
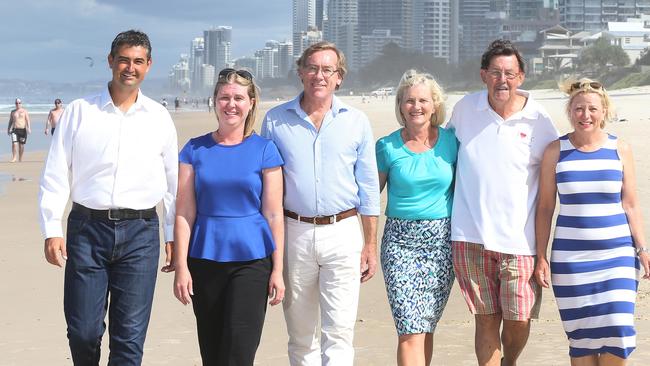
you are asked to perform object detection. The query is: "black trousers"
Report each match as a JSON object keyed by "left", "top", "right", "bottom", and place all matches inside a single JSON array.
[{"left": 189, "top": 256, "right": 271, "bottom": 366}]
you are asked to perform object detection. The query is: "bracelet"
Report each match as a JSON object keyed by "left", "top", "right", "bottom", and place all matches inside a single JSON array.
[{"left": 637, "top": 247, "right": 650, "bottom": 255}]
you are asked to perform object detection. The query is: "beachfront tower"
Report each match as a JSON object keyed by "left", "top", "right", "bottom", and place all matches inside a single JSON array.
[{"left": 293, "top": 0, "right": 317, "bottom": 58}]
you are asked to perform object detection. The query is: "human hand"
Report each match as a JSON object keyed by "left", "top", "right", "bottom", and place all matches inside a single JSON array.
[
  {"left": 360, "top": 243, "right": 377, "bottom": 283},
  {"left": 173, "top": 266, "right": 193, "bottom": 305},
  {"left": 160, "top": 241, "right": 175, "bottom": 272},
  {"left": 534, "top": 257, "right": 551, "bottom": 288},
  {"left": 639, "top": 251, "right": 650, "bottom": 280},
  {"left": 44, "top": 237, "right": 67, "bottom": 267},
  {"left": 268, "top": 270, "right": 285, "bottom": 306}
]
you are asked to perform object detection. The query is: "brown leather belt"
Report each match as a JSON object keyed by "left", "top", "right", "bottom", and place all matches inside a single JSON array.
[{"left": 284, "top": 208, "right": 357, "bottom": 225}]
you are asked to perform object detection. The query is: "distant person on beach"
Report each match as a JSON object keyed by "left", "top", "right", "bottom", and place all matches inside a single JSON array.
[
  {"left": 45, "top": 98, "right": 64, "bottom": 135},
  {"left": 262, "top": 41, "right": 380, "bottom": 366},
  {"left": 172, "top": 68, "right": 284, "bottom": 365},
  {"left": 175, "top": 97, "right": 180, "bottom": 112},
  {"left": 7, "top": 97, "right": 31, "bottom": 162},
  {"left": 38, "top": 29, "right": 178, "bottom": 366},
  {"left": 448, "top": 39, "right": 559, "bottom": 366},
  {"left": 161, "top": 97, "right": 168, "bottom": 108},
  {"left": 207, "top": 96, "right": 213, "bottom": 113},
  {"left": 375, "top": 69, "right": 457, "bottom": 365},
  {"left": 535, "top": 78, "right": 650, "bottom": 365}
]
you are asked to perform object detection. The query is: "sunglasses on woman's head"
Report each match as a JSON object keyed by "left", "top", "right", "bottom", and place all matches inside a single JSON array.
[
  {"left": 218, "top": 68, "right": 253, "bottom": 81},
  {"left": 571, "top": 81, "right": 603, "bottom": 91}
]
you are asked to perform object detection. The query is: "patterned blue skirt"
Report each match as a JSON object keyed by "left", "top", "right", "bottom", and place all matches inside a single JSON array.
[{"left": 381, "top": 217, "right": 454, "bottom": 335}]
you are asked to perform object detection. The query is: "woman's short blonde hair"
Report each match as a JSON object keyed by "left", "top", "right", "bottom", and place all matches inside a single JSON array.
[
  {"left": 394, "top": 69, "right": 446, "bottom": 127},
  {"left": 213, "top": 69, "right": 260, "bottom": 137},
  {"left": 560, "top": 77, "right": 614, "bottom": 129}
]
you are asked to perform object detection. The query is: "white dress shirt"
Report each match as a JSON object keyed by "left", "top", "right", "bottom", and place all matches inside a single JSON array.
[{"left": 38, "top": 86, "right": 178, "bottom": 241}]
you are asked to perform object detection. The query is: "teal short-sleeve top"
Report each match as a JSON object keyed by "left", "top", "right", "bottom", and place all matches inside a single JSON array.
[{"left": 375, "top": 127, "right": 458, "bottom": 220}]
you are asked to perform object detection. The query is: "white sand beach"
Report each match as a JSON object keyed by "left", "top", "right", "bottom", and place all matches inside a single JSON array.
[{"left": 1, "top": 87, "right": 649, "bottom": 365}]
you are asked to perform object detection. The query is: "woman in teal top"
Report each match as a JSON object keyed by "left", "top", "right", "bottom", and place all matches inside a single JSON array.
[{"left": 376, "top": 69, "right": 458, "bottom": 365}]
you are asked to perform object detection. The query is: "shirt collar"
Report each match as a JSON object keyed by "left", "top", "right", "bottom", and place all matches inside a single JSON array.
[
  {"left": 285, "top": 92, "right": 349, "bottom": 118},
  {"left": 100, "top": 84, "right": 149, "bottom": 113},
  {"left": 476, "top": 89, "right": 540, "bottom": 120}
]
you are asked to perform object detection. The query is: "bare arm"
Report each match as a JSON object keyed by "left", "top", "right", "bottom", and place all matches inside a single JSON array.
[
  {"left": 172, "top": 163, "right": 197, "bottom": 304},
  {"left": 360, "top": 214, "right": 378, "bottom": 283},
  {"left": 378, "top": 172, "right": 387, "bottom": 193},
  {"left": 45, "top": 111, "right": 53, "bottom": 134},
  {"left": 261, "top": 166, "right": 285, "bottom": 305},
  {"left": 619, "top": 140, "right": 650, "bottom": 279},
  {"left": 25, "top": 110, "right": 31, "bottom": 134},
  {"left": 7, "top": 112, "right": 14, "bottom": 134},
  {"left": 534, "top": 141, "right": 560, "bottom": 288}
]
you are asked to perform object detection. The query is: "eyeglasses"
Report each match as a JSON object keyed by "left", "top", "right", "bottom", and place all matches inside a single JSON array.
[
  {"left": 486, "top": 69, "right": 520, "bottom": 80},
  {"left": 303, "top": 65, "right": 339, "bottom": 78},
  {"left": 218, "top": 68, "right": 253, "bottom": 81},
  {"left": 570, "top": 81, "right": 603, "bottom": 91}
]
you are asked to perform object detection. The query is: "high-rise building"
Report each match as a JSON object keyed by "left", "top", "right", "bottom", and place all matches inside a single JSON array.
[
  {"left": 358, "top": 0, "right": 414, "bottom": 50},
  {"left": 189, "top": 37, "right": 204, "bottom": 92},
  {"left": 201, "top": 64, "right": 215, "bottom": 91},
  {"left": 293, "top": 0, "right": 316, "bottom": 58},
  {"left": 169, "top": 54, "right": 190, "bottom": 91},
  {"left": 301, "top": 27, "right": 324, "bottom": 53},
  {"left": 204, "top": 26, "right": 232, "bottom": 71},
  {"left": 325, "top": 0, "right": 359, "bottom": 70},
  {"left": 509, "top": 0, "right": 547, "bottom": 19},
  {"left": 559, "top": 0, "right": 650, "bottom": 33},
  {"left": 422, "top": 0, "right": 455, "bottom": 63},
  {"left": 458, "top": 1, "right": 503, "bottom": 62},
  {"left": 359, "top": 29, "right": 402, "bottom": 67},
  {"left": 278, "top": 41, "right": 295, "bottom": 78},
  {"left": 316, "top": 0, "right": 325, "bottom": 30},
  {"left": 233, "top": 57, "right": 260, "bottom": 79}
]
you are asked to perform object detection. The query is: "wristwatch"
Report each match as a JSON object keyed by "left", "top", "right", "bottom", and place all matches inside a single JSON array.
[{"left": 637, "top": 247, "right": 650, "bottom": 255}]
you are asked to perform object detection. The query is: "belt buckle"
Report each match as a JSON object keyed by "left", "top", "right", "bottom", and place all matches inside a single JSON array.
[
  {"left": 329, "top": 215, "right": 335, "bottom": 224},
  {"left": 107, "top": 208, "right": 121, "bottom": 221}
]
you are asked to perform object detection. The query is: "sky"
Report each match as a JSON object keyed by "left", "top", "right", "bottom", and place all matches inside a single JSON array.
[{"left": 2, "top": 0, "right": 292, "bottom": 82}]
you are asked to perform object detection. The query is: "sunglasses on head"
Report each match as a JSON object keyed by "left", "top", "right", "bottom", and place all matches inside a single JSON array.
[
  {"left": 218, "top": 68, "right": 253, "bottom": 81},
  {"left": 571, "top": 81, "right": 603, "bottom": 91}
]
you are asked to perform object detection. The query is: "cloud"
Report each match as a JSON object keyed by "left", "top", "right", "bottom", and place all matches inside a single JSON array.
[{"left": 0, "top": 0, "right": 292, "bottom": 82}]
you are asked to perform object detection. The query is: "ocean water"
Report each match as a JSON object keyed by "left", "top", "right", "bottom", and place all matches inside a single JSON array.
[{"left": 0, "top": 102, "right": 60, "bottom": 114}]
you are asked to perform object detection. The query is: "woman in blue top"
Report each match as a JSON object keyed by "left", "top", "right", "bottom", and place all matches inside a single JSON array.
[
  {"left": 172, "top": 68, "right": 285, "bottom": 365},
  {"left": 376, "top": 69, "right": 458, "bottom": 365}
]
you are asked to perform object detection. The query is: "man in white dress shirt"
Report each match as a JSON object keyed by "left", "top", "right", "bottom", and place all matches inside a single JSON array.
[{"left": 38, "top": 30, "right": 178, "bottom": 366}]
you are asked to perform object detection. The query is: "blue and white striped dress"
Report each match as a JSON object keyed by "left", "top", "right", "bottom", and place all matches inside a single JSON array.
[{"left": 551, "top": 133, "right": 639, "bottom": 359}]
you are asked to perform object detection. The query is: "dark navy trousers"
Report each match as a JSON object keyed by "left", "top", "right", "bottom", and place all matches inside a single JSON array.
[{"left": 63, "top": 209, "right": 160, "bottom": 366}]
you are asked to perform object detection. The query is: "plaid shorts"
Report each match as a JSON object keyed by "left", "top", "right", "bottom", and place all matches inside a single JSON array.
[{"left": 452, "top": 241, "right": 541, "bottom": 321}]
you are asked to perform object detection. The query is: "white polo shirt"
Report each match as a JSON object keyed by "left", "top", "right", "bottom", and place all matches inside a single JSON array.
[{"left": 448, "top": 90, "right": 559, "bottom": 255}]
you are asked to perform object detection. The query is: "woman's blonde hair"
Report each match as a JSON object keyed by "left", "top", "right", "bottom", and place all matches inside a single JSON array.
[
  {"left": 560, "top": 77, "right": 613, "bottom": 129},
  {"left": 213, "top": 69, "right": 259, "bottom": 137},
  {"left": 394, "top": 69, "right": 446, "bottom": 127}
]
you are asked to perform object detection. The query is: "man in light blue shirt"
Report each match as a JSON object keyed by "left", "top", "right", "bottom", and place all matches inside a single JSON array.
[{"left": 262, "top": 41, "right": 380, "bottom": 366}]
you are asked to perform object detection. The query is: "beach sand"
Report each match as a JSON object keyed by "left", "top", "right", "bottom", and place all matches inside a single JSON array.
[{"left": 1, "top": 88, "right": 649, "bottom": 365}]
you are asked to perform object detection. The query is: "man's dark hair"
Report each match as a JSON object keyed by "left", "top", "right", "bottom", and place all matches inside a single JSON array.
[
  {"left": 480, "top": 39, "right": 525, "bottom": 73},
  {"left": 110, "top": 30, "right": 152, "bottom": 60}
]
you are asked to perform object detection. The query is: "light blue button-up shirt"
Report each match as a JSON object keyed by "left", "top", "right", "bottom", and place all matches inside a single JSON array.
[{"left": 262, "top": 93, "right": 380, "bottom": 217}]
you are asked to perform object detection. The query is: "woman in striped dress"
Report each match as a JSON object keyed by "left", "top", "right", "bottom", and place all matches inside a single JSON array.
[{"left": 534, "top": 78, "right": 650, "bottom": 365}]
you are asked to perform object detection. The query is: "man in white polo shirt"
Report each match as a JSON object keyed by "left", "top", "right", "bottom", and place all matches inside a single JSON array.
[{"left": 448, "top": 39, "right": 559, "bottom": 366}]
